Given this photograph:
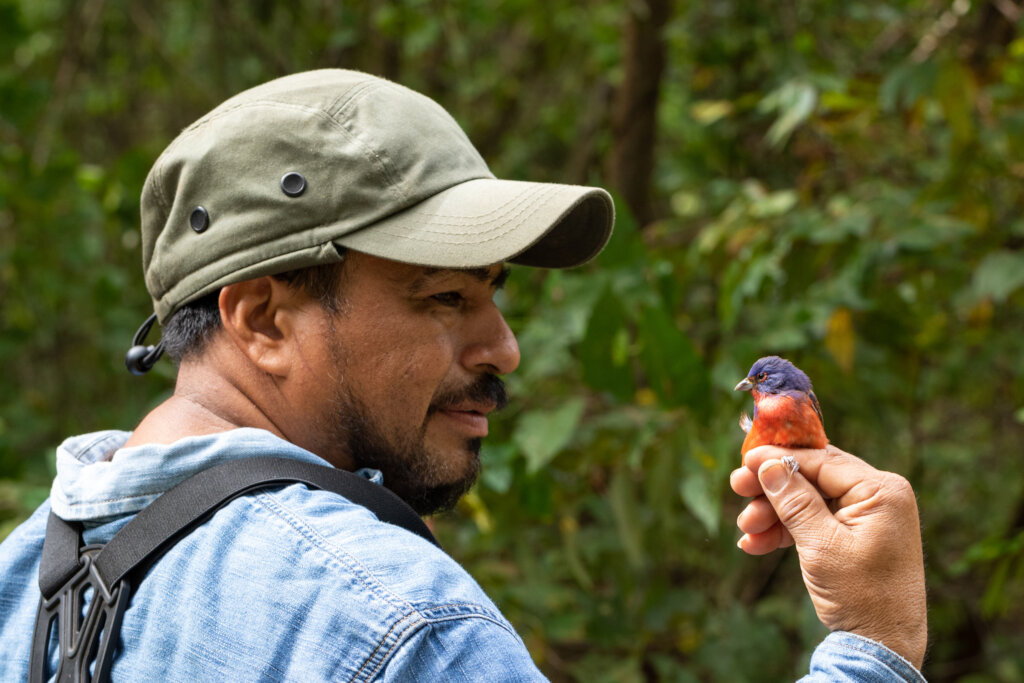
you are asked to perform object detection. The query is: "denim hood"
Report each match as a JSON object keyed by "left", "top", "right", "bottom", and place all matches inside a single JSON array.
[{"left": 49, "top": 428, "right": 344, "bottom": 522}]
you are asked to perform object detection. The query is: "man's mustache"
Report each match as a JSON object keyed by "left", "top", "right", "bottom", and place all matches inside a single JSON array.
[{"left": 429, "top": 374, "right": 508, "bottom": 414}]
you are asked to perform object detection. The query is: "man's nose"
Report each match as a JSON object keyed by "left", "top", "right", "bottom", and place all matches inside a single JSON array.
[{"left": 461, "top": 303, "right": 520, "bottom": 375}]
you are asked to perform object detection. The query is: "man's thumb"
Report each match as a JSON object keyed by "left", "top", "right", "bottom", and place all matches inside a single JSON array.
[{"left": 758, "top": 458, "right": 836, "bottom": 546}]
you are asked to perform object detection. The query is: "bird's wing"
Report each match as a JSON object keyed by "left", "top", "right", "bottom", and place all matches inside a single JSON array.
[{"left": 808, "top": 390, "right": 825, "bottom": 429}]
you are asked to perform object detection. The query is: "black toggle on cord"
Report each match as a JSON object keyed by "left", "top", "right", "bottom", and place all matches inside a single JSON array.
[{"left": 124, "top": 313, "right": 164, "bottom": 375}]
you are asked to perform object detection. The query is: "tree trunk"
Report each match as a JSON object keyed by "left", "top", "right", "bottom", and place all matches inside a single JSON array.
[{"left": 608, "top": 0, "right": 672, "bottom": 229}]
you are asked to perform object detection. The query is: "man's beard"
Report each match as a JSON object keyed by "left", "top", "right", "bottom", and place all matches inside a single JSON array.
[{"left": 325, "top": 374, "right": 508, "bottom": 516}]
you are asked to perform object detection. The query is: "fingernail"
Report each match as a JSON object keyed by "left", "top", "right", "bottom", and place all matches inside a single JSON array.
[{"left": 760, "top": 462, "right": 789, "bottom": 494}]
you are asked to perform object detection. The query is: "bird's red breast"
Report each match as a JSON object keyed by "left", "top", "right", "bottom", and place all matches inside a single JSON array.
[{"left": 740, "top": 390, "right": 829, "bottom": 459}]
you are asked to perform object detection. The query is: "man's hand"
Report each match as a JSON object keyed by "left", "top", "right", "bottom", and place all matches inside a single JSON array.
[{"left": 730, "top": 444, "right": 927, "bottom": 669}]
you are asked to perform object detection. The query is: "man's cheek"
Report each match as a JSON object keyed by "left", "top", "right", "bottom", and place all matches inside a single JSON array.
[{"left": 405, "top": 360, "right": 454, "bottom": 402}]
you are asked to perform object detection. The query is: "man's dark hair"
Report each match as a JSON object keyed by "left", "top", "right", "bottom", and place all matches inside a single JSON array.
[{"left": 162, "top": 253, "right": 347, "bottom": 362}]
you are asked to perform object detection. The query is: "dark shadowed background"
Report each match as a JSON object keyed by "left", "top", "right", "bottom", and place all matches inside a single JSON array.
[{"left": 1, "top": 1, "right": 1023, "bottom": 680}]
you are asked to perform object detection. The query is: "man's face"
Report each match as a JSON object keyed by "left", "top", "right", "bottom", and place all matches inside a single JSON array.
[{"left": 292, "top": 251, "right": 520, "bottom": 515}]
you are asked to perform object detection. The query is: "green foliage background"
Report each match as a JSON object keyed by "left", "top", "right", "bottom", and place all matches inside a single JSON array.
[{"left": 2, "top": 1, "right": 1023, "bottom": 680}]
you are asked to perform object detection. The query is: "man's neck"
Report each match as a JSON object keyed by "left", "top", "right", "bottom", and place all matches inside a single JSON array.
[{"left": 123, "top": 363, "right": 286, "bottom": 448}]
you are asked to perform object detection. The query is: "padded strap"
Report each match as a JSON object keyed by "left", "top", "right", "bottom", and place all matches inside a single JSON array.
[
  {"left": 95, "top": 457, "right": 439, "bottom": 588},
  {"left": 38, "top": 512, "right": 85, "bottom": 601},
  {"left": 38, "top": 456, "right": 438, "bottom": 599}
]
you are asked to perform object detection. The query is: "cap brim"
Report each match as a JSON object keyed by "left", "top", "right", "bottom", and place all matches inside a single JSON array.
[{"left": 333, "top": 178, "right": 614, "bottom": 269}]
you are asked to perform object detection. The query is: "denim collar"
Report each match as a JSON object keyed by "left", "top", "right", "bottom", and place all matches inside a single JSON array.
[{"left": 50, "top": 428, "right": 379, "bottom": 522}]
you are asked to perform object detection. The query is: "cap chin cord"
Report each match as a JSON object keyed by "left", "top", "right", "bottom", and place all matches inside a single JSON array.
[{"left": 124, "top": 313, "right": 165, "bottom": 375}]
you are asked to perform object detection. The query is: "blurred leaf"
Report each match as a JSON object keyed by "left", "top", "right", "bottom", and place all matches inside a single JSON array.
[
  {"left": 459, "top": 490, "right": 494, "bottom": 534},
  {"left": 759, "top": 80, "right": 817, "bottom": 148},
  {"left": 635, "top": 302, "right": 710, "bottom": 416},
  {"left": 578, "top": 287, "right": 634, "bottom": 401},
  {"left": 935, "top": 61, "right": 977, "bottom": 148},
  {"left": 691, "top": 99, "right": 734, "bottom": 125},
  {"left": 567, "top": 653, "right": 644, "bottom": 683},
  {"left": 879, "top": 60, "right": 938, "bottom": 112},
  {"left": 514, "top": 398, "right": 586, "bottom": 475},
  {"left": 480, "top": 442, "right": 517, "bottom": 494},
  {"left": 680, "top": 470, "right": 720, "bottom": 536},
  {"left": 970, "top": 250, "right": 1024, "bottom": 304},
  {"left": 559, "top": 515, "right": 594, "bottom": 590},
  {"left": 888, "top": 212, "right": 974, "bottom": 251},
  {"left": 748, "top": 189, "right": 797, "bottom": 218},
  {"left": 824, "top": 307, "right": 855, "bottom": 373},
  {"left": 608, "top": 465, "right": 646, "bottom": 571}
]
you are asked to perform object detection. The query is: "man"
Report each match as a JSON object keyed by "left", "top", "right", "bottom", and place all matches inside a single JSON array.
[{"left": 0, "top": 70, "right": 926, "bottom": 680}]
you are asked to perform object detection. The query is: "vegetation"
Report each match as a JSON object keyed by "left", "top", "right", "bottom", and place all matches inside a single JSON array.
[{"left": 2, "top": 1, "right": 1023, "bottom": 680}]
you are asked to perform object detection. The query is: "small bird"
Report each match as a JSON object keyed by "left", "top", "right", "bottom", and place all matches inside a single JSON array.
[{"left": 734, "top": 356, "right": 828, "bottom": 460}]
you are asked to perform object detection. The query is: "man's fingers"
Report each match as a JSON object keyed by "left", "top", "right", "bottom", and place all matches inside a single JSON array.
[
  {"left": 757, "top": 458, "right": 843, "bottom": 552},
  {"left": 730, "top": 466, "right": 762, "bottom": 498},
  {"left": 745, "top": 444, "right": 884, "bottom": 505},
  {"left": 737, "top": 523, "right": 794, "bottom": 555},
  {"left": 737, "top": 496, "right": 779, "bottom": 535}
]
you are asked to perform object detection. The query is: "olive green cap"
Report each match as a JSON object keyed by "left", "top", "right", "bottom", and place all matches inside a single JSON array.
[{"left": 141, "top": 69, "right": 614, "bottom": 323}]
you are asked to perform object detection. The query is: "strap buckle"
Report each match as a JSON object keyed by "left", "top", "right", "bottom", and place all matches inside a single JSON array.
[{"left": 30, "top": 544, "right": 132, "bottom": 683}]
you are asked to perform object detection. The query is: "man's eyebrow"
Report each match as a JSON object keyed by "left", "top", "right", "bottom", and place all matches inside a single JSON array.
[{"left": 408, "top": 266, "right": 511, "bottom": 293}]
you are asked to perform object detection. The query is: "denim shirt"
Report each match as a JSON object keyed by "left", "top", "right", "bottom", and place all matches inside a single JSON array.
[{"left": 0, "top": 429, "right": 925, "bottom": 682}]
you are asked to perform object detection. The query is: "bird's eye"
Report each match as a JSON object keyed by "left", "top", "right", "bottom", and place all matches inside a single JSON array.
[{"left": 757, "top": 372, "right": 767, "bottom": 381}]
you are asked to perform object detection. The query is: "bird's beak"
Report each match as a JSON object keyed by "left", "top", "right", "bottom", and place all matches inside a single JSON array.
[{"left": 734, "top": 377, "right": 755, "bottom": 391}]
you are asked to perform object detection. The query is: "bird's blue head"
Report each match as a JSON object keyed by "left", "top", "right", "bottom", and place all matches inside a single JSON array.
[{"left": 734, "top": 355, "right": 813, "bottom": 395}]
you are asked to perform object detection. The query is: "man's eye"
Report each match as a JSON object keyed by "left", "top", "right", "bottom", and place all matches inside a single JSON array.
[{"left": 431, "top": 291, "right": 464, "bottom": 307}]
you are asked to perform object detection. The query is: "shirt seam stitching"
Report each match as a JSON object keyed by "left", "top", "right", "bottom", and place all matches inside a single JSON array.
[
  {"left": 254, "top": 489, "right": 416, "bottom": 616},
  {"left": 357, "top": 611, "right": 525, "bottom": 682},
  {"left": 351, "top": 612, "right": 425, "bottom": 682}
]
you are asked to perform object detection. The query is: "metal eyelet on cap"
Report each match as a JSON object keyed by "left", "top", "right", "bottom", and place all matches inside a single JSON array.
[
  {"left": 280, "top": 172, "right": 307, "bottom": 197},
  {"left": 190, "top": 206, "right": 210, "bottom": 232}
]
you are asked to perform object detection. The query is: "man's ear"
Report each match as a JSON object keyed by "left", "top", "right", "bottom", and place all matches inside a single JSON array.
[{"left": 218, "top": 277, "right": 304, "bottom": 377}]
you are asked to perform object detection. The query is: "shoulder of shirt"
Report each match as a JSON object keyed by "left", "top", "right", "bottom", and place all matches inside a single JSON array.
[
  {"left": 214, "top": 481, "right": 528, "bottom": 679},
  {"left": 221, "top": 481, "right": 512, "bottom": 623}
]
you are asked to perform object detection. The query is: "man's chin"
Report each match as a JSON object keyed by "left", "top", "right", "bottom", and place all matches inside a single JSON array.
[
  {"left": 392, "top": 467, "right": 479, "bottom": 516},
  {"left": 400, "top": 479, "right": 476, "bottom": 516},
  {"left": 391, "top": 439, "right": 482, "bottom": 516}
]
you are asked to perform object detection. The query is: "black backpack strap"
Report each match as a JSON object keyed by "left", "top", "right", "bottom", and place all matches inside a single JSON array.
[
  {"left": 93, "top": 456, "right": 438, "bottom": 588},
  {"left": 31, "top": 456, "right": 438, "bottom": 683},
  {"left": 37, "top": 511, "right": 86, "bottom": 601}
]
